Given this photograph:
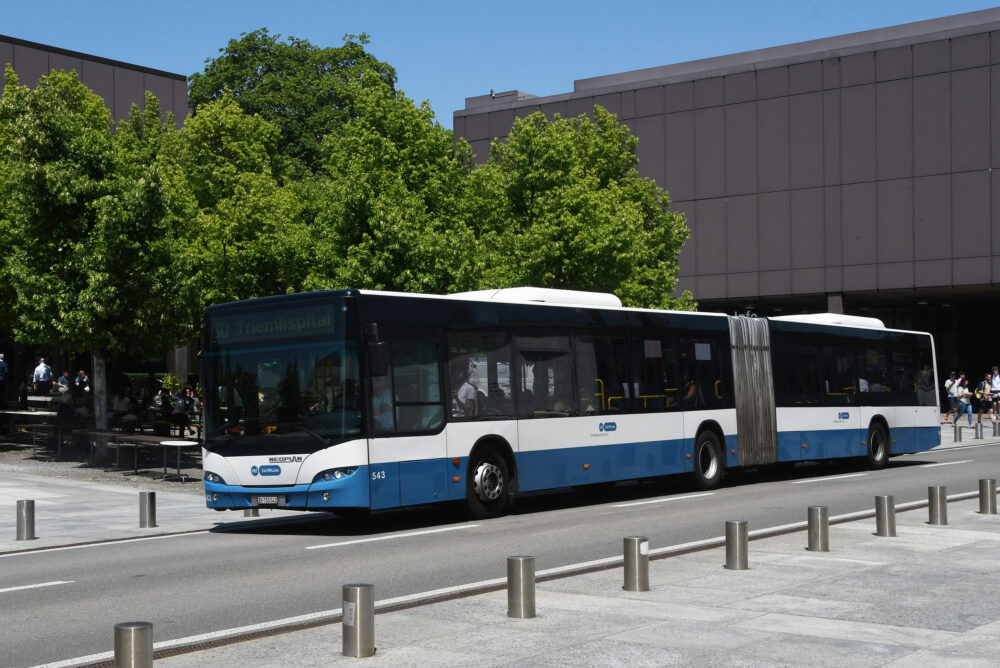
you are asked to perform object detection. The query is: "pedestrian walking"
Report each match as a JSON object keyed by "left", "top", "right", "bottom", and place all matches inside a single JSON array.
[
  {"left": 957, "top": 376, "right": 974, "bottom": 427},
  {"left": 976, "top": 371, "right": 994, "bottom": 423},
  {"left": 0, "top": 352, "right": 7, "bottom": 409},
  {"left": 943, "top": 371, "right": 960, "bottom": 424}
]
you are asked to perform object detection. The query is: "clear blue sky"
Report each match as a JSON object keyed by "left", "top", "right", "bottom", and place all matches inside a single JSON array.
[{"left": 3, "top": 1, "right": 999, "bottom": 129}]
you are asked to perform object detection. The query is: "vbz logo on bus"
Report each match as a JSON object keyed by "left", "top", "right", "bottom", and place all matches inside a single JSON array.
[
  {"left": 836, "top": 411, "right": 850, "bottom": 422},
  {"left": 599, "top": 422, "right": 617, "bottom": 432}
]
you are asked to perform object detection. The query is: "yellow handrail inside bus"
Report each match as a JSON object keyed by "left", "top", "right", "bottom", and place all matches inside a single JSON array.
[
  {"left": 714, "top": 380, "right": 722, "bottom": 399},
  {"left": 593, "top": 378, "right": 606, "bottom": 411}
]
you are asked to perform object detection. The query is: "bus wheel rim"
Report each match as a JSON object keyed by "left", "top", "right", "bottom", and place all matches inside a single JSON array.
[
  {"left": 698, "top": 442, "right": 717, "bottom": 479},
  {"left": 473, "top": 461, "right": 503, "bottom": 501}
]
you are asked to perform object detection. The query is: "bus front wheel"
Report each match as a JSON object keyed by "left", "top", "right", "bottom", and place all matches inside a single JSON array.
[
  {"left": 693, "top": 431, "right": 724, "bottom": 490},
  {"left": 467, "top": 450, "right": 510, "bottom": 519},
  {"left": 866, "top": 423, "right": 889, "bottom": 469}
]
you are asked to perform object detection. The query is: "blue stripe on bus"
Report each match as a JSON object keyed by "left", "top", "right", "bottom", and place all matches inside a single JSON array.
[
  {"left": 205, "top": 466, "right": 371, "bottom": 511},
  {"left": 205, "top": 425, "right": 939, "bottom": 511},
  {"left": 515, "top": 438, "right": 692, "bottom": 491}
]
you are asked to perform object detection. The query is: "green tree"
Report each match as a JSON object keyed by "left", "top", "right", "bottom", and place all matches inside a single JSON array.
[
  {"left": 181, "top": 95, "right": 310, "bottom": 303},
  {"left": 188, "top": 29, "right": 396, "bottom": 175},
  {"left": 307, "top": 72, "right": 476, "bottom": 293},
  {"left": 465, "top": 107, "right": 694, "bottom": 310},
  {"left": 0, "top": 68, "right": 199, "bottom": 447}
]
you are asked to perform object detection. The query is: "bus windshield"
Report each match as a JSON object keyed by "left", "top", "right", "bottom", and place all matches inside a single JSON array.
[{"left": 203, "top": 298, "right": 363, "bottom": 454}]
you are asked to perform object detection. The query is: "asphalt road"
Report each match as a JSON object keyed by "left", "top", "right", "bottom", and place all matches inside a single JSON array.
[{"left": 4, "top": 443, "right": 999, "bottom": 667}]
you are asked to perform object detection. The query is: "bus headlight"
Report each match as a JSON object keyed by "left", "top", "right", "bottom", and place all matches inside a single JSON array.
[
  {"left": 314, "top": 468, "right": 357, "bottom": 483},
  {"left": 205, "top": 472, "right": 225, "bottom": 484}
]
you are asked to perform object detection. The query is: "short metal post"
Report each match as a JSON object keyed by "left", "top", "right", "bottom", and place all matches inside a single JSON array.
[
  {"left": 623, "top": 536, "right": 649, "bottom": 592},
  {"left": 244, "top": 508, "right": 259, "bottom": 517},
  {"left": 993, "top": 421, "right": 1000, "bottom": 437},
  {"left": 979, "top": 479, "right": 997, "bottom": 515},
  {"left": 953, "top": 424, "right": 962, "bottom": 442},
  {"left": 807, "top": 506, "right": 829, "bottom": 552},
  {"left": 16, "top": 500, "right": 36, "bottom": 541},
  {"left": 975, "top": 422, "right": 984, "bottom": 439},
  {"left": 139, "top": 491, "right": 156, "bottom": 528},
  {"left": 507, "top": 555, "right": 536, "bottom": 618},
  {"left": 928, "top": 485, "right": 947, "bottom": 525},
  {"left": 341, "top": 584, "right": 375, "bottom": 657},
  {"left": 875, "top": 495, "right": 896, "bottom": 537},
  {"left": 724, "top": 520, "right": 748, "bottom": 570},
  {"left": 114, "top": 621, "right": 153, "bottom": 668}
]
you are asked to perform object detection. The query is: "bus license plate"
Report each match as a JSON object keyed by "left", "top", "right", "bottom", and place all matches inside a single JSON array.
[{"left": 252, "top": 495, "right": 285, "bottom": 507}]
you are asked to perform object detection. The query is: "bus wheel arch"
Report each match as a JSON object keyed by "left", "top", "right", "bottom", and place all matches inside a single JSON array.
[
  {"left": 465, "top": 437, "right": 516, "bottom": 519},
  {"left": 866, "top": 417, "right": 890, "bottom": 469},
  {"left": 692, "top": 422, "right": 726, "bottom": 490}
]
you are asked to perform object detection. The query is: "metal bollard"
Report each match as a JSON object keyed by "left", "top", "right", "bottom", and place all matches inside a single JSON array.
[
  {"left": 875, "top": 495, "right": 896, "bottom": 537},
  {"left": 994, "top": 421, "right": 1000, "bottom": 438},
  {"left": 341, "top": 584, "right": 375, "bottom": 657},
  {"left": 725, "top": 520, "right": 748, "bottom": 570},
  {"left": 623, "top": 536, "right": 649, "bottom": 592},
  {"left": 244, "top": 508, "right": 259, "bottom": 517},
  {"left": 139, "top": 491, "right": 156, "bottom": 528},
  {"left": 979, "top": 479, "right": 997, "bottom": 515},
  {"left": 114, "top": 621, "right": 153, "bottom": 668},
  {"left": 807, "top": 506, "right": 829, "bottom": 552},
  {"left": 928, "top": 485, "right": 948, "bottom": 525},
  {"left": 975, "top": 422, "right": 984, "bottom": 439},
  {"left": 507, "top": 555, "right": 536, "bottom": 618},
  {"left": 16, "top": 500, "right": 36, "bottom": 541},
  {"left": 953, "top": 424, "right": 962, "bottom": 442}
]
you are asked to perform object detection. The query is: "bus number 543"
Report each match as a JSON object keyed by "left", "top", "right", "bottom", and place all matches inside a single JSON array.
[{"left": 371, "top": 470, "right": 386, "bottom": 480}]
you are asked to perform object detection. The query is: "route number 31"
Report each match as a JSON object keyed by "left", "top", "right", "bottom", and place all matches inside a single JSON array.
[{"left": 371, "top": 470, "right": 387, "bottom": 480}]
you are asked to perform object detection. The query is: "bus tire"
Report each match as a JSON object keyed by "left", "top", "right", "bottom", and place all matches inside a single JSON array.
[
  {"left": 866, "top": 422, "right": 890, "bottom": 469},
  {"left": 467, "top": 449, "right": 510, "bottom": 519},
  {"left": 693, "top": 431, "right": 724, "bottom": 490}
]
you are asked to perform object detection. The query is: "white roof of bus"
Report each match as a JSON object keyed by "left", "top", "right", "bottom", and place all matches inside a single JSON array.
[{"left": 769, "top": 313, "right": 886, "bottom": 329}]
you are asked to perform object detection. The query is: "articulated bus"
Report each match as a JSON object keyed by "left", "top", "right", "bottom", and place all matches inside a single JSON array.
[{"left": 200, "top": 288, "right": 940, "bottom": 518}]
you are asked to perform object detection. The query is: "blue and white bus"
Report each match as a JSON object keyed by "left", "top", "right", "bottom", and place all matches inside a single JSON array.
[{"left": 200, "top": 287, "right": 940, "bottom": 518}]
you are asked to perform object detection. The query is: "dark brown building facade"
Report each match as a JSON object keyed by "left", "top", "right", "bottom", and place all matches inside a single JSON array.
[
  {"left": 1, "top": 34, "right": 187, "bottom": 126},
  {"left": 454, "top": 8, "right": 1000, "bottom": 376}
]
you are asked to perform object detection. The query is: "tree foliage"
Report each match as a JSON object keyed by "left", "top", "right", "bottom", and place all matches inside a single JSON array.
[
  {"left": 307, "top": 72, "right": 476, "bottom": 293},
  {"left": 0, "top": 68, "right": 199, "bottom": 355},
  {"left": 465, "top": 107, "right": 694, "bottom": 310},
  {"left": 188, "top": 29, "right": 396, "bottom": 175}
]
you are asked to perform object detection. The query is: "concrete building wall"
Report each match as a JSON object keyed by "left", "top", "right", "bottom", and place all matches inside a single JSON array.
[
  {"left": 454, "top": 9, "right": 1000, "bottom": 311},
  {"left": 0, "top": 34, "right": 187, "bottom": 127}
]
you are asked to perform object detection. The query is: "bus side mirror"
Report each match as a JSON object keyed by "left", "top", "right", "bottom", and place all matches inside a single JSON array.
[{"left": 368, "top": 342, "right": 388, "bottom": 377}]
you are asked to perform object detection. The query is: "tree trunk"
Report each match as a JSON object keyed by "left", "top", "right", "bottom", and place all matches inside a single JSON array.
[{"left": 92, "top": 351, "right": 109, "bottom": 461}]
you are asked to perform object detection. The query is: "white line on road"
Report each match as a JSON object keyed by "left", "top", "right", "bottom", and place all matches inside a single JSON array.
[
  {"left": 0, "top": 580, "right": 73, "bottom": 594},
  {"left": 41, "top": 489, "right": 985, "bottom": 668},
  {"left": 919, "top": 459, "right": 973, "bottom": 468},
  {"left": 789, "top": 473, "right": 868, "bottom": 484},
  {"left": 0, "top": 531, "right": 210, "bottom": 559},
  {"left": 612, "top": 492, "right": 714, "bottom": 508},
  {"left": 305, "top": 524, "right": 480, "bottom": 550}
]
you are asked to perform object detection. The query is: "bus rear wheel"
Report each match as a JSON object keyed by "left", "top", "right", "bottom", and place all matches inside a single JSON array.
[
  {"left": 467, "top": 450, "right": 510, "bottom": 519},
  {"left": 866, "top": 423, "right": 889, "bottom": 469},
  {"left": 693, "top": 431, "right": 724, "bottom": 490}
]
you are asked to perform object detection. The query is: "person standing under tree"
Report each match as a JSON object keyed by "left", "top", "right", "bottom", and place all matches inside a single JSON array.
[{"left": 32, "top": 357, "right": 53, "bottom": 395}]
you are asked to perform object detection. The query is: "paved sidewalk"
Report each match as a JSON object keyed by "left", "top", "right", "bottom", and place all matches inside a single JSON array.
[{"left": 152, "top": 495, "right": 1000, "bottom": 667}]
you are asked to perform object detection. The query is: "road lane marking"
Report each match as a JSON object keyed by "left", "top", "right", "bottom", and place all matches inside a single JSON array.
[
  {"left": 306, "top": 524, "right": 479, "bottom": 550},
  {"left": 0, "top": 580, "right": 73, "bottom": 594},
  {"left": 1, "top": 531, "right": 211, "bottom": 559},
  {"left": 789, "top": 473, "right": 868, "bottom": 484},
  {"left": 919, "top": 459, "right": 973, "bottom": 468},
  {"left": 612, "top": 492, "right": 714, "bottom": 508},
  {"left": 41, "top": 489, "right": 986, "bottom": 668}
]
